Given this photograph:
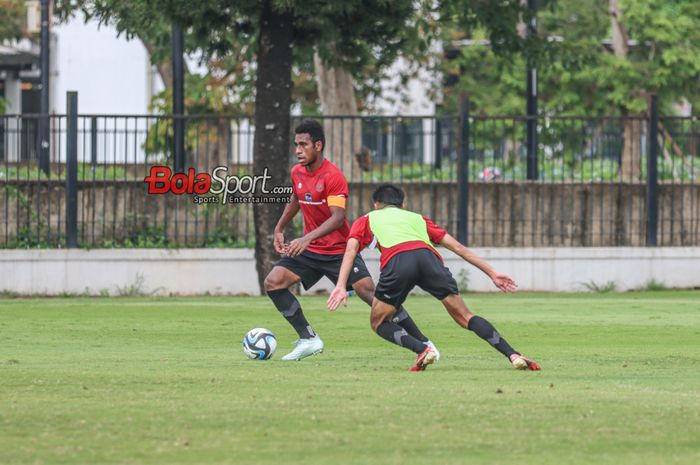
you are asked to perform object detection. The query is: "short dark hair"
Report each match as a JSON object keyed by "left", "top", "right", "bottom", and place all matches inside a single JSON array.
[
  {"left": 295, "top": 119, "right": 325, "bottom": 151},
  {"left": 372, "top": 184, "right": 405, "bottom": 206}
]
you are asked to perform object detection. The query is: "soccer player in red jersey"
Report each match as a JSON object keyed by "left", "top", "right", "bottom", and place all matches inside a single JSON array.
[
  {"left": 328, "top": 184, "right": 541, "bottom": 372},
  {"left": 264, "top": 120, "right": 436, "bottom": 360}
]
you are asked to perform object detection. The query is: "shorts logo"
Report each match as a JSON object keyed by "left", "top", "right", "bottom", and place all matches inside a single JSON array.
[
  {"left": 353, "top": 267, "right": 359, "bottom": 273},
  {"left": 383, "top": 294, "right": 391, "bottom": 299},
  {"left": 298, "top": 182, "right": 302, "bottom": 189},
  {"left": 305, "top": 193, "right": 312, "bottom": 202},
  {"left": 316, "top": 182, "right": 324, "bottom": 192}
]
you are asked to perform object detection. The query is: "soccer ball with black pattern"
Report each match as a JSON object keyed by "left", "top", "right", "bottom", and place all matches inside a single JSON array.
[{"left": 242, "top": 328, "right": 277, "bottom": 360}]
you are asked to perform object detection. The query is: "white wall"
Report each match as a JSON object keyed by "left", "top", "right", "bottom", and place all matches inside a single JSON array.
[
  {"left": 2, "top": 76, "right": 22, "bottom": 161},
  {"left": 52, "top": 18, "right": 154, "bottom": 114},
  {"left": 1, "top": 248, "right": 698, "bottom": 296},
  {"left": 4, "top": 75, "right": 22, "bottom": 114},
  {"left": 371, "top": 57, "right": 436, "bottom": 116}
]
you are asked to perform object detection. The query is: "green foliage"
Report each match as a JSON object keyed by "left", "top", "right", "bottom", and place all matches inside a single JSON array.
[
  {"left": 0, "top": 165, "right": 50, "bottom": 181},
  {"left": 359, "top": 158, "right": 627, "bottom": 183},
  {"left": 0, "top": 0, "right": 24, "bottom": 42},
  {"left": 446, "top": 0, "right": 700, "bottom": 116},
  {"left": 0, "top": 164, "right": 132, "bottom": 181},
  {"left": 114, "top": 273, "right": 147, "bottom": 297},
  {"left": 0, "top": 290, "right": 20, "bottom": 299},
  {"left": 8, "top": 227, "right": 50, "bottom": 249},
  {"left": 582, "top": 280, "right": 618, "bottom": 293},
  {"left": 1, "top": 185, "right": 64, "bottom": 248},
  {"left": 199, "top": 201, "right": 256, "bottom": 248},
  {"left": 204, "top": 230, "right": 255, "bottom": 248},
  {"left": 96, "top": 224, "right": 170, "bottom": 249},
  {"left": 440, "top": 0, "right": 554, "bottom": 57},
  {"left": 142, "top": 76, "right": 242, "bottom": 160},
  {"left": 642, "top": 279, "right": 668, "bottom": 291},
  {"left": 122, "top": 225, "right": 169, "bottom": 248},
  {"left": 362, "top": 162, "right": 455, "bottom": 182},
  {"left": 148, "top": 74, "right": 244, "bottom": 116},
  {"left": 4, "top": 225, "right": 66, "bottom": 249}
]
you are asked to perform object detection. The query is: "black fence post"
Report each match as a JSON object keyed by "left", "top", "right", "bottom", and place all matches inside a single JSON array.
[
  {"left": 90, "top": 116, "right": 97, "bottom": 176},
  {"left": 526, "top": 0, "right": 539, "bottom": 181},
  {"left": 434, "top": 117, "right": 442, "bottom": 170},
  {"left": 66, "top": 91, "right": 78, "bottom": 248},
  {"left": 38, "top": 0, "right": 51, "bottom": 176},
  {"left": 172, "top": 22, "right": 185, "bottom": 172},
  {"left": 646, "top": 95, "right": 659, "bottom": 246},
  {"left": 458, "top": 93, "right": 470, "bottom": 245}
]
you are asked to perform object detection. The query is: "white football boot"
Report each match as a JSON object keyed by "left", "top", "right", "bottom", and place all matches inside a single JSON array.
[
  {"left": 281, "top": 336, "right": 324, "bottom": 361},
  {"left": 425, "top": 340, "right": 440, "bottom": 362}
]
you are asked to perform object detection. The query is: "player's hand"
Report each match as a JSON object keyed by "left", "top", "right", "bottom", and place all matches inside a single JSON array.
[
  {"left": 327, "top": 286, "right": 348, "bottom": 311},
  {"left": 273, "top": 231, "right": 286, "bottom": 254},
  {"left": 286, "top": 236, "right": 311, "bottom": 257},
  {"left": 491, "top": 272, "right": 517, "bottom": 293}
]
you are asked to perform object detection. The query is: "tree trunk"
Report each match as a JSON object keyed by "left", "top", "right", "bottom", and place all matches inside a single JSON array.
[
  {"left": 620, "top": 117, "right": 643, "bottom": 181},
  {"left": 609, "top": 0, "right": 641, "bottom": 180},
  {"left": 192, "top": 118, "right": 231, "bottom": 174},
  {"left": 141, "top": 36, "right": 192, "bottom": 91},
  {"left": 252, "top": 0, "right": 294, "bottom": 293},
  {"left": 609, "top": 0, "right": 629, "bottom": 59},
  {"left": 142, "top": 39, "right": 172, "bottom": 90},
  {"left": 314, "top": 52, "right": 368, "bottom": 179}
]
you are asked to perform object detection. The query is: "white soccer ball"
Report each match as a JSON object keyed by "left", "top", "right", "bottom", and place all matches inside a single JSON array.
[{"left": 242, "top": 328, "right": 277, "bottom": 360}]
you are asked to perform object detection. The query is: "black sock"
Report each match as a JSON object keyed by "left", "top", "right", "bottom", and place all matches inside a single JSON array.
[
  {"left": 267, "top": 289, "right": 316, "bottom": 339},
  {"left": 375, "top": 320, "right": 427, "bottom": 354},
  {"left": 392, "top": 307, "right": 429, "bottom": 342},
  {"left": 467, "top": 315, "right": 517, "bottom": 359}
]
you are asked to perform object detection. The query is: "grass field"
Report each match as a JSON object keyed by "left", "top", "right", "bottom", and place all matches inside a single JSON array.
[{"left": 1, "top": 291, "right": 699, "bottom": 465}]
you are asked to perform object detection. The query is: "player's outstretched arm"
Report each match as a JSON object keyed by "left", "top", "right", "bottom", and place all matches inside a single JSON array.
[
  {"left": 439, "top": 233, "right": 517, "bottom": 292},
  {"left": 327, "top": 238, "right": 360, "bottom": 311},
  {"left": 273, "top": 193, "right": 300, "bottom": 253}
]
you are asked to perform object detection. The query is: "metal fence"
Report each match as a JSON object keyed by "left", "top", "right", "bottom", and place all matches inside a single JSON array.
[{"left": 1, "top": 100, "right": 699, "bottom": 248}]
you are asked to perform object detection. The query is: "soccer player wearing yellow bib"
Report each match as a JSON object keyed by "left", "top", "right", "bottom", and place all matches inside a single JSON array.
[{"left": 327, "top": 184, "right": 541, "bottom": 372}]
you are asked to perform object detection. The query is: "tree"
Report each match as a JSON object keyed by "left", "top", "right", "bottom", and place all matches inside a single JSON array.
[
  {"left": 608, "top": 0, "right": 641, "bottom": 180},
  {"left": 0, "top": 0, "right": 24, "bottom": 42},
  {"left": 313, "top": 54, "right": 364, "bottom": 178},
  {"left": 311, "top": 1, "right": 437, "bottom": 178},
  {"left": 443, "top": 0, "right": 700, "bottom": 180}
]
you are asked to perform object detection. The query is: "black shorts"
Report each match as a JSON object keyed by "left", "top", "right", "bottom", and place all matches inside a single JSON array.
[
  {"left": 275, "top": 250, "right": 372, "bottom": 291},
  {"left": 375, "top": 248, "right": 459, "bottom": 308}
]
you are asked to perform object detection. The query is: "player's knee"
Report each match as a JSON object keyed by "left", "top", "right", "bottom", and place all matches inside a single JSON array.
[
  {"left": 463, "top": 312, "right": 474, "bottom": 327},
  {"left": 263, "top": 271, "right": 286, "bottom": 292},
  {"left": 370, "top": 313, "right": 386, "bottom": 333}
]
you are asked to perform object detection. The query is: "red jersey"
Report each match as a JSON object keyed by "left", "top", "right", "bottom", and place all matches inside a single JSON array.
[
  {"left": 348, "top": 211, "right": 448, "bottom": 269},
  {"left": 291, "top": 159, "right": 350, "bottom": 255}
]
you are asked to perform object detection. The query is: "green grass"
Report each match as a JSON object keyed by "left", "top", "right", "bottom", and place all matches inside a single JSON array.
[{"left": 1, "top": 292, "right": 699, "bottom": 465}]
